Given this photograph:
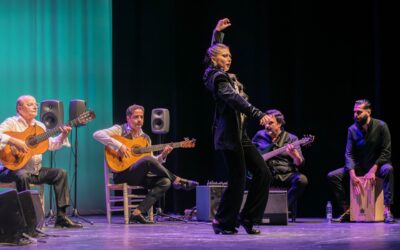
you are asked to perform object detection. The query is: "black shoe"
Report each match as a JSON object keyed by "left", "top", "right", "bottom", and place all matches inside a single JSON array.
[
  {"left": 129, "top": 214, "right": 154, "bottom": 224},
  {"left": 239, "top": 217, "right": 261, "bottom": 235},
  {"left": 173, "top": 178, "right": 199, "bottom": 191},
  {"left": 212, "top": 222, "right": 237, "bottom": 235},
  {"left": 384, "top": 212, "right": 396, "bottom": 224},
  {"left": 332, "top": 210, "right": 350, "bottom": 223},
  {"left": 54, "top": 216, "right": 83, "bottom": 228}
]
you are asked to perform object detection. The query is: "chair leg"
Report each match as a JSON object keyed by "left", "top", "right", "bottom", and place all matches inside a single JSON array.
[
  {"left": 106, "top": 192, "right": 111, "bottom": 224},
  {"left": 106, "top": 207, "right": 111, "bottom": 224},
  {"left": 291, "top": 200, "right": 298, "bottom": 222},
  {"left": 39, "top": 185, "right": 45, "bottom": 213},
  {"left": 148, "top": 206, "right": 154, "bottom": 222},
  {"left": 123, "top": 184, "right": 129, "bottom": 224},
  {"left": 105, "top": 182, "right": 112, "bottom": 224}
]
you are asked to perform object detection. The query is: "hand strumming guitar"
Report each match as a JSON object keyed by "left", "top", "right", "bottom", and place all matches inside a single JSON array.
[
  {"left": 8, "top": 137, "right": 29, "bottom": 153},
  {"left": 117, "top": 144, "right": 131, "bottom": 158}
]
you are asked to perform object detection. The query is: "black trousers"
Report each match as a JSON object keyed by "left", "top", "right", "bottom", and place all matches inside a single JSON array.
[
  {"left": 216, "top": 144, "right": 271, "bottom": 229},
  {"left": 0, "top": 167, "right": 69, "bottom": 209},
  {"left": 113, "top": 156, "right": 177, "bottom": 213},
  {"left": 327, "top": 164, "right": 394, "bottom": 213},
  {"left": 272, "top": 171, "right": 308, "bottom": 207}
]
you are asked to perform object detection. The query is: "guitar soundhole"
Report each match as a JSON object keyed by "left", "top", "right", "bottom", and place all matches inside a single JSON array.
[
  {"left": 131, "top": 146, "right": 142, "bottom": 155},
  {"left": 26, "top": 136, "right": 36, "bottom": 147}
]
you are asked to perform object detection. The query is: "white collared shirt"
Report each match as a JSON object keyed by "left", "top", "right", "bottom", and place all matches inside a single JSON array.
[{"left": 0, "top": 115, "right": 70, "bottom": 175}]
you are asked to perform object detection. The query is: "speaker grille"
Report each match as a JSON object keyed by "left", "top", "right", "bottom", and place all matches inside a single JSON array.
[
  {"left": 69, "top": 99, "right": 86, "bottom": 126},
  {"left": 40, "top": 100, "right": 64, "bottom": 129},
  {"left": 151, "top": 108, "right": 170, "bottom": 134}
]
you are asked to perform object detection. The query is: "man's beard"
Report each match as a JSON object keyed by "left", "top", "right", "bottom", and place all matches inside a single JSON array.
[{"left": 355, "top": 116, "right": 368, "bottom": 126}]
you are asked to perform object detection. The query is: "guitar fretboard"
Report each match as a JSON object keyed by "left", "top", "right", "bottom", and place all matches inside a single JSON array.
[
  {"left": 262, "top": 139, "right": 306, "bottom": 161},
  {"left": 27, "top": 112, "right": 93, "bottom": 146},
  {"left": 132, "top": 142, "right": 184, "bottom": 154}
]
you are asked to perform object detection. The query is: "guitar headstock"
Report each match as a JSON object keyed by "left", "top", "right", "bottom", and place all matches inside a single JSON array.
[
  {"left": 181, "top": 138, "right": 196, "bottom": 148},
  {"left": 300, "top": 134, "right": 315, "bottom": 147},
  {"left": 76, "top": 110, "right": 96, "bottom": 126}
]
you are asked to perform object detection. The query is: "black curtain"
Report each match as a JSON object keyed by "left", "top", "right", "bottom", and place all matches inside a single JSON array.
[{"left": 112, "top": 0, "right": 399, "bottom": 217}]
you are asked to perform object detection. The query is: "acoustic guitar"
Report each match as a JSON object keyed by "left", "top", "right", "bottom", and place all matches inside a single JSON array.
[
  {"left": 105, "top": 136, "right": 196, "bottom": 173},
  {"left": 0, "top": 110, "right": 96, "bottom": 171}
]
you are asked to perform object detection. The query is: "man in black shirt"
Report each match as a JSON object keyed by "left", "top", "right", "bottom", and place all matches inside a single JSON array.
[
  {"left": 252, "top": 109, "right": 308, "bottom": 210},
  {"left": 327, "top": 99, "right": 395, "bottom": 223}
]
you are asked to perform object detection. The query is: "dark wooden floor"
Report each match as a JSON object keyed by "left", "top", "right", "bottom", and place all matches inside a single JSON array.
[{"left": 1, "top": 216, "right": 400, "bottom": 249}]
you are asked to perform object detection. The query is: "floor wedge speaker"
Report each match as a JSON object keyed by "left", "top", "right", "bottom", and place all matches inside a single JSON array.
[
  {"left": 196, "top": 185, "right": 288, "bottom": 225},
  {"left": 18, "top": 190, "right": 45, "bottom": 237},
  {"left": 196, "top": 185, "right": 225, "bottom": 221},
  {"left": 0, "top": 190, "right": 27, "bottom": 244},
  {"left": 242, "top": 190, "right": 288, "bottom": 225}
]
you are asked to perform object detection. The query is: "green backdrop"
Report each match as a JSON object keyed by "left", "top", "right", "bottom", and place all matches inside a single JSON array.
[{"left": 0, "top": 0, "right": 112, "bottom": 214}]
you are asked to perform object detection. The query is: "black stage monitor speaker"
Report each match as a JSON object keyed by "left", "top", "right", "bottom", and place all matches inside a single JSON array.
[
  {"left": 242, "top": 190, "right": 288, "bottom": 225},
  {"left": 18, "top": 190, "right": 44, "bottom": 236},
  {"left": 151, "top": 108, "right": 170, "bottom": 134},
  {"left": 196, "top": 185, "right": 226, "bottom": 221},
  {"left": 0, "top": 190, "right": 27, "bottom": 244},
  {"left": 40, "top": 100, "right": 64, "bottom": 129},
  {"left": 69, "top": 99, "right": 86, "bottom": 126},
  {"left": 196, "top": 186, "right": 288, "bottom": 225}
]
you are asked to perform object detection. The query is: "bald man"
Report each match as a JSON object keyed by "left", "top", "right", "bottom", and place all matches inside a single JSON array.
[{"left": 0, "top": 95, "right": 82, "bottom": 228}]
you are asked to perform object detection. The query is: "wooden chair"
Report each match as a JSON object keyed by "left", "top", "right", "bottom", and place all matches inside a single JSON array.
[
  {"left": 104, "top": 161, "right": 153, "bottom": 224},
  {"left": 0, "top": 182, "right": 45, "bottom": 212}
]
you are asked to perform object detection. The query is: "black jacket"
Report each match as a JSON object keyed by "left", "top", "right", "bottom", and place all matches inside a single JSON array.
[
  {"left": 204, "top": 30, "right": 265, "bottom": 150},
  {"left": 204, "top": 67, "right": 265, "bottom": 150}
]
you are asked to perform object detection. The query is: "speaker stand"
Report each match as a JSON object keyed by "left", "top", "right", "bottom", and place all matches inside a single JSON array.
[
  {"left": 45, "top": 152, "right": 56, "bottom": 226},
  {"left": 70, "top": 127, "right": 93, "bottom": 225},
  {"left": 152, "top": 134, "right": 186, "bottom": 222},
  {"left": 156, "top": 134, "right": 166, "bottom": 212}
]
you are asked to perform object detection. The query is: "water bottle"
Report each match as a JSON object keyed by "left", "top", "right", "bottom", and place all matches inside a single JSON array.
[{"left": 326, "top": 201, "right": 332, "bottom": 223}]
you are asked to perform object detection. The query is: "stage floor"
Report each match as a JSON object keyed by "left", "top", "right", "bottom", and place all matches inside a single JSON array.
[{"left": 4, "top": 216, "right": 400, "bottom": 250}]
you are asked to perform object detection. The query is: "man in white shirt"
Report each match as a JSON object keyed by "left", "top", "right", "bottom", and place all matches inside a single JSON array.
[
  {"left": 93, "top": 104, "right": 198, "bottom": 224},
  {"left": 0, "top": 95, "right": 82, "bottom": 228}
]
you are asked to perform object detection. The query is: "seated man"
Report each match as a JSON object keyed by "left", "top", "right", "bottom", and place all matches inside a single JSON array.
[
  {"left": 252, "top": 109, "right": 308, "bottom": 210},
  {"left": 0, "top": 95, "right": 82, "bottom": 228},
  {"left": 93, "top": 104, "right": 198, "bottom": 224},
  {"left": 327, "top": 99, "right": 395, "bottom": 223}
]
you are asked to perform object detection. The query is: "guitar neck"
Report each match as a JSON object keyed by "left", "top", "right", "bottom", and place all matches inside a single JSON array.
[
  {"left": 29, "top": 119, "right": 77, "bottom": 145},
  {"left": 262, "top": 140, "right": 303, "bottom": 161},
  {"left": 133, "top": 142, "right": 184, "bottom": 154}
]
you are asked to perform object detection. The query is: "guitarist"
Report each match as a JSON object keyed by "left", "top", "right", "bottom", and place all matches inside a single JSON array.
[
  {"left": 252, "top": 109, "right": 308, "bottom": 210},
  {"left": 93, "top": 104, "right": 198, "bottom": 224},
  {"left": 0, "top": 95, "right": 82, "bottom": 228}
]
